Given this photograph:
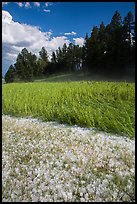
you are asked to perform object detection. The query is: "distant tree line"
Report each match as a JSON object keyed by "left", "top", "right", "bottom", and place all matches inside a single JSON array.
[{"left": 5, "top": 11, "right": 135, "bottom": 83}]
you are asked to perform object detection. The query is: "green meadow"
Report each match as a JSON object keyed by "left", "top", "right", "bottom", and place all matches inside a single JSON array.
[{"left": 2, "top": 79, "right": 135, "bottom": 138}]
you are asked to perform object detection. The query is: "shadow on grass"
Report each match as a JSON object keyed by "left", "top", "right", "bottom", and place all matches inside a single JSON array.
[{"left": 34, "top": 72, "right": 135, "bottom": 83}]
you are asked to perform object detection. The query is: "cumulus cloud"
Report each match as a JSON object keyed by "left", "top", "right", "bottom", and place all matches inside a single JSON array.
[
  {"left": 43, "top": 9, "right": 51, "bottom": 13},
  {"left": 16, "top": 2, "right": 23, "bottom": 7},
  {"left": 15, "top": 2, "right": 41, "bottom": 8},
  {"left": 2, "top": 10, "right": 12, "bottom": 24},
  {"left": 64, "top": 31, "right": 77, "bottom": 36},
  {"left": 45, "top": 2, "right": 53, "bottom": 7},
  {"left": 33, "top": 2, "right": 40, "bottom": 7},
  {"left": 48, "top": 36, "right": 70, "bottom": 50},
  {"left": 2, "top": 2, "right": 9, "bottom": 6},
  {"left": 24, "top": 2, "right": 31, "bottom": 8},
  {"left": 73, "top": 37, "right": 85, "bottom": 47},
  {"left": 2, "top": 10, "right": 70, "bottom": 75}
]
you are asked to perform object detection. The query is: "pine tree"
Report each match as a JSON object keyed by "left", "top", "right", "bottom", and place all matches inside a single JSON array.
[
  {"left": 14, "top": 53, "right": 24, "bottom": 78},
  {"left": 39, "top": 47, "right": 49, "bottom": 62},
  {"left": 105, "top": 11, "right": 124, "bottom": 74},
  {"left": 73, "top": 45, "right": 83, "bottom": 71},
  {"left": 123, "top": 11, "right": 134, "bottom": 46},
  {"left": 122, "top": 11, "right": 135, "bottom": 75},
  {"left": 51, "top": 51, "right": 56, "bottom": 63},
  {"left": 66, "top": 43, "right": 74, "bottom": 72},
  {"left": 62, "top": 43, "right": 68, "bottom": 72},
  {"left": 27, "top": 52, "right": 37, "bottom": 79},
  {"left": 88, "top": 26, "right": 99, "bottom": 72},
  {"left": 48, "top": 51, "right": 57, "bottom": 74},
  {"left": 82, "top": 33, "right": 89, "bottom": 70},
  {"left": 14, "top": 48, "right": 35, "bottom": 81},
  {"left": 5, "top": 65, "right": 16, "bottom": 83},
  {"left": 39, "top": 47, "right": 49, "bottom": 74},
  {"left": 110, "top": 10, "right": 122, "bottom": 30},
  {"left": 56, "top": 47, "right": 63, "bottom": 63}
]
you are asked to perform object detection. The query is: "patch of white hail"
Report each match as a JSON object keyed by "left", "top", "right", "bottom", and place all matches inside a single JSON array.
[{"left": 2, "top": 115, "right": 135, "bottom": 202}]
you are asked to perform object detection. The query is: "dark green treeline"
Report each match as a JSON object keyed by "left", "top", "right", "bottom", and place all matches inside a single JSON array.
[{"left": 5, "top": 11, "right": 135, "bottom": 83}]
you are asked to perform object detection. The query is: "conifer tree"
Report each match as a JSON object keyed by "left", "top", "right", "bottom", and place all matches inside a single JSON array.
[{"left": 5, "top": 65, "right": 16, "bottom": 83}]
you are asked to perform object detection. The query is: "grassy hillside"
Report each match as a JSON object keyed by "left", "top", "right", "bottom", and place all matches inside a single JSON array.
[
  {"left": 2, "top": 80, "right": 135, "bottom": 138},
  {"left": 33, "top": 71, "right": 135, "bottom": 83},
  {"left": 2, "top": 73, "right": 135, "bottom": 202}
]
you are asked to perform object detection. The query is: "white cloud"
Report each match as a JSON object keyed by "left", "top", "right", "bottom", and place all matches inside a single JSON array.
[
  {"left": 71, "top": 31, "right": 77, "bottom": 35},
  {"left": 2, "top": 2, "right": 9, "bottom": 6},
  {"left": 48, "top": 36, "right": 70, "bottom": 50},
  {"left": 64, "top": 31, "right": 77, "bottom": 36},
  {"left": 16, "top": 2, "right": 23, "bottom": 7},
  {"left": 16, "top": 2, "right": 41, "bottom": 8},
  {"left": 73, "top": 37, "right": 85, "bottom": 47},
  {"left": 45, "top": 2, "right": 52, "bottom": 7},
  {"left": 2, "top": 10, "right": 12, "bottom": 24},
  {"left": 43, "top": 9, "right": 51, "bottom": 13},
  {"left": 25, "top": 2, "right": 31, "bottom": 8},
  {"left": 33, "top": 2, "right": 40, "bottom": 7},
  {"left": 2, "top": 10, "right": 70, "bottom": 75}
]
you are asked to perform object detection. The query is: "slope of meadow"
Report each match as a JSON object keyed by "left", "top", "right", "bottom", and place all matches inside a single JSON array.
[
  {"left": 2, "top": 77, "right": 135, "bottom": 201},
  {"left": 2, "top": 80, "right": 135, "bottom": 138}
]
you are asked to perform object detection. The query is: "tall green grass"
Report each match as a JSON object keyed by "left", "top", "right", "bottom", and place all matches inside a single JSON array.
[{"left": 2, "top": 81, "right": 135, "bottom": 138}]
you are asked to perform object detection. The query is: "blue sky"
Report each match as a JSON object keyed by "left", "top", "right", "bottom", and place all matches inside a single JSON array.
[{"left": 2, "top": 2, "right": 135, "bottom": 76}]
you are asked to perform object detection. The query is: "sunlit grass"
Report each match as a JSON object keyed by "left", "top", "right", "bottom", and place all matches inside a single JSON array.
[{"left": 2, "top": 81, "right": 135, "bottom": 138}]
